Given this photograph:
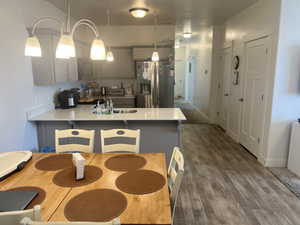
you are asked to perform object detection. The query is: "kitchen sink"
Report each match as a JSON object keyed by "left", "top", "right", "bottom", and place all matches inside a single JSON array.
[{"left": 113, "top": 109, "right": 138, "bottom": 114}]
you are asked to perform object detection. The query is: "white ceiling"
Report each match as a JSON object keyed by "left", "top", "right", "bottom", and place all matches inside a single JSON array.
[{"left": 45, "top": 0, "right": 258, "bottom": 27}]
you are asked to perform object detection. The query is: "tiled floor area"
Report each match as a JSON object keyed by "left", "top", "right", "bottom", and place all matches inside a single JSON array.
[{"left": 174, "top": 123, "right": 300, "bottom": 225}]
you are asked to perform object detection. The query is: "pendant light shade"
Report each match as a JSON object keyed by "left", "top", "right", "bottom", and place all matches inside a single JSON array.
[
  {"left": 90, "top": 39, "right": 106, "bottom": 60},
  {"left": 25, "top": 36, "right": 42, "bottom": 57},
  {"left": 106, "top": 51, "right": 114, "bottom": 62},
  {"left": 56, "top": 34, "right": 75, "bottom": 59},
  {"left": 152, "top": 51, "right": 159, "bottom": 62}
]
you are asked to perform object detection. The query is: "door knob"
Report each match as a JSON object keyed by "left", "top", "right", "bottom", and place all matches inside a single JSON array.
[
  {"left": 224, "top": 93, "right": 229, "bottom": 96},
  {"left": 239, "top": 98, "right": 244, "bottom": 102}
]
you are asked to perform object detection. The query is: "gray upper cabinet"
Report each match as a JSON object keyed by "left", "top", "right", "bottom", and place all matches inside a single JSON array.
[
  {"left": 31, "top": 29, "right": 78, "bottom": 85},
  {"left": 68, "top": 58, "right": 79, "bottom": 81},
  {"left": 32, "top": 34, "right": 56, "bottom": 85}
]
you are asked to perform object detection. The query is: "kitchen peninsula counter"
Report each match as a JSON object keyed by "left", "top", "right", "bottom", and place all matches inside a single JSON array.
[
  {"left": 29, "top": 105, "right": 186, "bottom": 121},
  {"left": 29, "top": 106, "right": 186, "bottom": 163}
]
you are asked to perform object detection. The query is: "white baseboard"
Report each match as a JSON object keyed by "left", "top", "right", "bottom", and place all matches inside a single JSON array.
[
  {"left": 189, "top": 103, "right": 211, "bottom": 123},
  {"left": 260, "top": 157, "right": 288, "bottom": 167},
  {"left": 227, "top": 130, "right": 239, "bottom": 142},
  {"left": 26, "top": 103, "right": 54, "bottom": 120}
]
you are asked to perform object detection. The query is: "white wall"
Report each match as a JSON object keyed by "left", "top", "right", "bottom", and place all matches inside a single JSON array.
[
  {"left": 0, "top": 0, "right": 79, "bottom": 152},
  {"left": 266, "top": 0, "right": 300, "bottom": 167},
  {"left": 210, "top": 0, "right": 282, "bottom": 164},
  {"left": 209, "top": 25, "right": 225, "bottom": 123},
  {"left": 179, "top": 27, "right": 214, "bottom": 120}
]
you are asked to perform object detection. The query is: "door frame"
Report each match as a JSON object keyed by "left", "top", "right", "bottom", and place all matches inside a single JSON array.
[{"left": 239, "top": 34, "right": 272, "bottom": 159}]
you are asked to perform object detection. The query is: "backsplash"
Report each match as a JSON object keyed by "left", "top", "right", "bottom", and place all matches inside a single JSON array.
[{"left": 83, "top": 79, "right": 137, "bottom": 94}]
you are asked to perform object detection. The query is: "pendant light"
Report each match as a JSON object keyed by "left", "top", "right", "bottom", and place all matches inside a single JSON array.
[
  {"left": 106, "top": 9, "right": 114, "bottom": 62},
  {"left": 25, "top": 0, "right": 105, "bottom": 60},
  {"left": 106, "top": 49, "right": 114, "bottom": 62},
  {"left": 152, "top": 51, "right": 159, "bottom": 62},
  {"left": 25, "top": 17, "right": 63, "bottom": 57},
  {"left": 56, "top": 0, "right": 75, "bottom": 59},
  {"left": 56, "top": 33, "right": 75, "bottom": 59},
  {"left": 152, "top": 15, "right": 159, "bottom": 62},
  {"left": 25, "top": 36, "right": 42, "bottom": 57},
  {"left": 90, "top": 39, "right": 106, "bottom": 60}
]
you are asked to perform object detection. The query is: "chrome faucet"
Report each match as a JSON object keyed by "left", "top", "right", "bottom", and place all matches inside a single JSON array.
[{"left": 94, "top": 98, "right": 114, "bottom": 115}]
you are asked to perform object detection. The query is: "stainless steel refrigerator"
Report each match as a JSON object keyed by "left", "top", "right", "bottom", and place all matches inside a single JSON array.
[{"left": 136, "top": 60, "right": 174, "bottom": 108}]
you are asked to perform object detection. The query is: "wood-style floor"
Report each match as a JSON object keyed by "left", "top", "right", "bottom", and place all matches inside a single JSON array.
[{"left": 174, "top": 124, "right": 300, "bottom": 225}]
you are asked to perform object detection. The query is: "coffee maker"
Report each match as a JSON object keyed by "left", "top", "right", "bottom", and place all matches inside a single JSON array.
[{"left": 58, "top": 89, "right": 80, "bottom": 109}]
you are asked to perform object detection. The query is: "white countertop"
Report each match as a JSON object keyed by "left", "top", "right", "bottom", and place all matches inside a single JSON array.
[{"left": 29, "top": 105, "right": 186, "bottom": 121}]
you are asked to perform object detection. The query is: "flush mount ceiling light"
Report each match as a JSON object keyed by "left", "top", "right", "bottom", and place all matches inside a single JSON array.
[
  {"left": 129, "top": 8, "right": 149, "bottom": 18},
  {"left": 183, "top": 32, "right": 192, "bottom": 39},
  {"left": 25, "top": 0, "right": 105, "bottom": 60}
]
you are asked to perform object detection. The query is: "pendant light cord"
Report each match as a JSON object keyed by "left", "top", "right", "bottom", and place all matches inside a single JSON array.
[
  {"left": 67, "top": 0, "right": 71, "bottom": 33},
  {"left": 154, "top": 13, "right": 158, "bottom": 50},
  {"left": 107, "top": 8, "right": 112, "bottom": 51}
]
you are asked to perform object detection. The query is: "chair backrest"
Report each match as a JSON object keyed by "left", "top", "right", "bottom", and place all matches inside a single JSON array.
[
  {"left": 55, "top": 129, "right": 95, "bottom": 153},
  {"left": 100, "top": 129, "right": 140, "bottom": 153},
  {"left": 20, "top": 217, "right": 120, "bottom": 225},
  {"left": 168, "top": 147, "right": 184, "bottom": 223},
  {"left": 0, "top": 205, "right": 40, "bottom": 225}
]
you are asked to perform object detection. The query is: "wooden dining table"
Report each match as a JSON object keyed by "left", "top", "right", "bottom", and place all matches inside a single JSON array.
[{"left": 0, "top": 153, "right": 172, "bottom": 225}]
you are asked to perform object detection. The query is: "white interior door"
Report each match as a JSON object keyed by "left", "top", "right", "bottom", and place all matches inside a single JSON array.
[
  {"left": 186, "top": 57, "right": 195, "bottom": 102},
  {"left": 175, "top": 60, "right": 186, "bottom": 99},
  {"left": 218, "top": 47, "right": 232, "bottom": 130},
  {"left": 240, "top": 37, "right": 270, "bottom": 157}
]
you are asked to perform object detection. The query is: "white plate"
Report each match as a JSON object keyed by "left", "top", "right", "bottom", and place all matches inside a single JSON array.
[{"left": 0, "top": 151, "right": 32, "bottom": 180}]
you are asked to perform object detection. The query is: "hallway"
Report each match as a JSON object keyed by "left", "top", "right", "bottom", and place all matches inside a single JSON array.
[{"left": 174, "top": 123, "right": 300, "bottom": 225}]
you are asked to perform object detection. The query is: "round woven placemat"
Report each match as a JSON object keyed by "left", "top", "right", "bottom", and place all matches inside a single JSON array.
[
  {"left": 64, "top": 189, "right": 127, "bottom": 222},
  {"left": 35, "top": 154, "right": 72, "bottom": 171},
  {"left": 7, "top": 186, "right": 46, "bottom": 209},
  {"left": 52, "top": 165, "right": 103, "bottom": 187},
  {"left": 115, "top": 169, "right": 166, "bottom": 195},
  {"left": 105, "top": 154, "right": 146, "bottom": 171}
]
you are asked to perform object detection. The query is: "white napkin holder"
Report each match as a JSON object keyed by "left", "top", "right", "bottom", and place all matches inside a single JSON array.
[{"left": 72, "top": 153, "right": 85, "bottom": 180}]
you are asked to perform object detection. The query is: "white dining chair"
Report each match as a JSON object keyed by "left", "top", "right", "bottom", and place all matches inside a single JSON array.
[
  {"left": 20, "top": 217, "right": 120, "bottom": 225},
  {"left": 100, "top": 129, "right": 140, "bottom": 153},
  {"left": 55, "top": 129, "right": 95, "bottom": 153},
  {"left": 0, "top": 205, "right": 41, "bottom": 225},
  {"left": 168, "top": 147, "right": 184, "bottom": 224}
]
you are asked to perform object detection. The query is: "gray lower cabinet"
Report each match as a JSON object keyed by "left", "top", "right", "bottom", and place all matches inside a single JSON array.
[
  {"left": 31, "top": 29, "right": 78, "bottom": 85},
  {"left": 35, "top": 120, "right": 182, "bottom": 164}
]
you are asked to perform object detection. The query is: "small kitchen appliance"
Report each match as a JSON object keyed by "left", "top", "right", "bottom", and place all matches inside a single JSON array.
[{"left": 58, "top": 89, "right": 80, "bottom": 109}]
